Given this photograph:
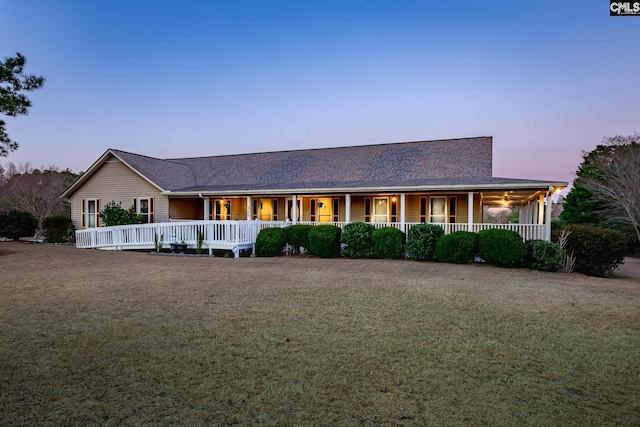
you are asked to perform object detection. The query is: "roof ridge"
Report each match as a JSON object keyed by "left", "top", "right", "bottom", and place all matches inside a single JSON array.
[
  {"left": 110, "top": 148, "right": 190, "bottom": 166},
  {"left": 165, "top": 136, "right": 492, "bottom": 162}
]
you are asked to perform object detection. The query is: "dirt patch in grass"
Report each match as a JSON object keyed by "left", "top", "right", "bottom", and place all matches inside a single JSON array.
[{"left": 1, "top": 242, "right": 639, "bottom": 425}]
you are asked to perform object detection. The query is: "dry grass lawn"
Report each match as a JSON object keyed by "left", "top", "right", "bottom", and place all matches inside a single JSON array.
[{"left": 1, "top": 242, "right": 639, "bottom": 426}]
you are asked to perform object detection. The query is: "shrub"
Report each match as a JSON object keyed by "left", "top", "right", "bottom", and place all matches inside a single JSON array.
[
  {"left": 341, "top": 222, "right": 375, "bottom": 258},
  {"left": 284, "top": 224, "right": 312, "bottom": 253},
  {"left": 554, "top": 224, "right": 626, "bottom": 277},
  {"left": 372, "top": 227, "right": 405, "bottom": 259},
  {"left": 42, "top": 215, "right": 74, "bottom": 243},
  {"left": 406, "top": 223, "right": 444, "bottom": 261},
  {"left": 434, "top": 231, "right": 478, "bottom": 264},
  {"left": 478, "top": 229, "right": 527, "bottom": 268},
  {"left": 255, "top": 227, "right": 287, "bottom": 257},
  {"left": 551, "top": 218, "right": 567, "bottom": 234},
  {"left": 525, "top": 239, "right": 563, "bottom": 272},
  {"left": 0, "top": 210, "right": 38, "bottom": 241},
  {"left": 99, "top": 200, "right": 141, "bottom": 226},
  {"left": 308, "top": 225, "right": 342, "bottom": 258}
]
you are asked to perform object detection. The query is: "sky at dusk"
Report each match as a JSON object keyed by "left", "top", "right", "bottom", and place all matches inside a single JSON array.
[{"left": 1, "top": 0, "right": 638, "bottom": 187}]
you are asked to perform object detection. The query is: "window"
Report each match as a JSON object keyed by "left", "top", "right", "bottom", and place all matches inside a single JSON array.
[
  {"left": 310, "top": 199, "right": 316, "bottom": 222},
  {"left": 449, "top": 196, "right": 457, "bottom": 223},
  {"left": 133, "top": 197, "right": 154, "bottom": 223},
  {"left": 333, "top": 198, "right": 339, "bottom": 222},
  {"left": 430, "top": 197, "right": 446, "bottom": 223},
  {"left": 287, "top": 199, "right": 301, "bottom": 221},
  {"left": 390, "top": 197, "right": 397, "bottom": 223},
  {"left": 81, "top": 198, "right": 100, "bottom": 228},
  {"left": 364, "top": 197, "right": 371, "bottom": 222},
  {"left": 209, "top": 199, "right": 230, "bottom": 220},
  {"left": 252, "top": 199, "right": 259, "bottom": 220},
  {"left": 272, "top": 199, "right": 278, "bottom": 221},
  {"left": 373, "top": 197, "right": 388, "bottom": 222},
  {"left": 420, "top": 197, "right": 427, "bottom": 223}
]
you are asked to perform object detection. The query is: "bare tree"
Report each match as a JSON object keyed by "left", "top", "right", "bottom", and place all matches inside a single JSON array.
[
  {"left": 580, "top": 133, "right": 640, "bottom": 242},
  {"left": 0, "top": 162, "right": 77, "bottom": 233}
]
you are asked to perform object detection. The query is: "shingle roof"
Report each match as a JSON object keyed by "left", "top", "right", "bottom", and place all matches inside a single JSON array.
[
  {"left": 112, "top": 137, "right": 497, "bottom": 192},
  {"left": 62, "top": 136, "right": 566, "bottom": 198}
]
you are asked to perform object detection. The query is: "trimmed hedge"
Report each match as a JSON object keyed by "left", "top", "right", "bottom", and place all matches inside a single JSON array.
[
  {"left": 478, "top": 229, "right": 527, "bottom": 268},
  {"left": 555, "top": 224, "right": 626, "bottom": 277},
  {"left": 284, "top": 224, "right": 312, "bottom": 253},
  {"left": 525, "top": 239, "right": 563, "bottom": 272},
  {"left": 372, "top": 227, "right": 405, "bottom": 259},
  {"left": 42, "top": 215, "right": 74, "bottom": 243},
  {"left": 0, "top": 210, "right": 38, "bottom": 241},
  {"left": 308, "top": 225, "right": 342, "bottom": 258},
  {"left": 406, "top": 223, "right": 444, "bottom": 261},
  {"left": 255, "top": 227, "right": 287, "bottom": 257},
  {"left": 434, "top": 231, "right": 478, "bottom": 264},
  {"left": 341, "top": 222, "right": 375, "bottom": 258}
]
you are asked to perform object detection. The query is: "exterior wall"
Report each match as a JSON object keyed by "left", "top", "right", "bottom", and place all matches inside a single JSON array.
[
  {"left": 231, "top": 197, "right": 248, "bottom": 220},
  {"left": 169, "top": 198, "right": 203, "bottom": 220},
  {"left": 69, "top": 158, "right": 168, "bottom": 229}
]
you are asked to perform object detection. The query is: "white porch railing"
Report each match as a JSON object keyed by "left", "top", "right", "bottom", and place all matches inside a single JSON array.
[
  {"left": 75, "top": 220, "right": 261, "bottom": 256},
  {"left": 75, "top": 220, "right": 549, "bottom": 253}
]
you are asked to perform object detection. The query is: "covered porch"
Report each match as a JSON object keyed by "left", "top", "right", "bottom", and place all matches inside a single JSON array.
[{"left": 165, "top": 185, "right": 560, "bottom": 242}]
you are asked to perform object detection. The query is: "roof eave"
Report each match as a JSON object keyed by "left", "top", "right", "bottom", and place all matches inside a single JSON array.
[
  {"left": 60, "top": 149, "right": 166, "bottom": 198},
  {"left": 162, "top": 181, "right": 568, "bottom": 196}
]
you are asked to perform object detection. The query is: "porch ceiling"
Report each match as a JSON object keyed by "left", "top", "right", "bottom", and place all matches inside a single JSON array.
[{"left": 481, "top": 189, "right": 548, "bottom": 206}]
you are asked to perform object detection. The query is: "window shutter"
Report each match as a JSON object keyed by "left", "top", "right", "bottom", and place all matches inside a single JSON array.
[
  {"left": 81, "top": 198, "right": 86, "bottom": 228},
  {"left": 149, "top": 197, "right": 154, "bottom": 223},
  {"left": 96, "top": 199, "right": 101, "bottom": 227},
  {"left": 132, "top": 197, "right": 138, "bottom": 213},
  {"left": 364, "top": 197, "right": 371, "bottom": 222}
]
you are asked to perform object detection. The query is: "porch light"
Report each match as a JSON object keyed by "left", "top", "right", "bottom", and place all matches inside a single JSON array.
[{"left": 391, "top": 194, "right": 397, "bottom": 202}]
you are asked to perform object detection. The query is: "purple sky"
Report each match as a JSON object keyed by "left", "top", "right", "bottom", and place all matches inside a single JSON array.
[{"left": 1, "top": 0, "right": 638, "bottom": 187}]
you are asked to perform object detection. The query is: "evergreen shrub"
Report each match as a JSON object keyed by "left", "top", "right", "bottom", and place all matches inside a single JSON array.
[
  {"left": 478, "top": 229, "right": 527, "bottom": 268},
  {"left": 0, "top": 210, "right": 38, "bottom": 241},
  {"left": 372, "top": 227, "right": 405, "bottom": 259},
  {"left": 525, "top": 239, "right": 563, "bottom": 272},
  {"left": 42, "top": 215, "right": 74, "bottom": 243},
  {"left": 255, "top": 227, "right": 287, "bottom": 257},
  {"left": 406, "top": 223, "right": 444, "bottom": 261},
  {"left": 434, "top": 231, "right": 478, "bottom": 264},
  {"left": 99, "top": 201, "right": 141, "bottom": 226},
  {"left": 341, "top": 222, "right": 375, "bottom": 258},
  {"left": 308, "top": 225, "right": 342, "bottom": 258},
  {"left": 284, "top": 224, "right": 312, "bottom": 253},
  {"left": 555, "top": 224, "right": 626, "bottom": 277}
]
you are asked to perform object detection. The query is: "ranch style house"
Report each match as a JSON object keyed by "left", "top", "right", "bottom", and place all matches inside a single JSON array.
[{"left": 61, "top": 136, "right": 567, "bottom": 254}]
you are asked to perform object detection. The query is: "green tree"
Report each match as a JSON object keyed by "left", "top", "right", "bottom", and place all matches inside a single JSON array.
[
  {"left": 562, "top": 133, "right": 640, "bottom": 243},
  {"left": 0, "top": 210, "right": 38, "bottom": 240},
  {"left": 1, "top": 53, "right": 45, "bottom": 156}
]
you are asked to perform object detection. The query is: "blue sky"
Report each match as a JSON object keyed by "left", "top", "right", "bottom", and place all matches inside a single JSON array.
[{"left": 1, "top": 0, "right": 638, "bottom": 186}]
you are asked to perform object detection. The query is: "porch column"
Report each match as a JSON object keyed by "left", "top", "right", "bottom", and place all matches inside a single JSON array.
[
  {"left": 538, "top": 194, "right": 545, "bottom": 225},
  {"left": 345, "top": 194, "right": 351, "bottom": 224},
  {"left": 545, "top": 187, "right": 553, "bottom": 241},
  {"left": 246, "top": 196, "right": 252, "bottom": 220},
  {"left": 467, "top": 192, "right": 474, "bottom": 232},
  {"left": 292, "top": 195, "right": 297, "bottom": 224},
  {"left": 203, "top": 197, "right": 210, "bottom": 220},
  {"left": 399, "top": 193, "right": 406, "bottom": 232}
]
